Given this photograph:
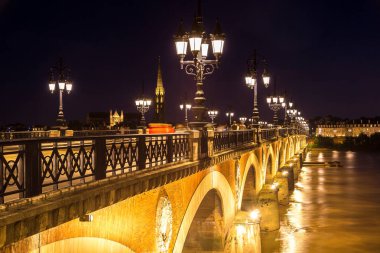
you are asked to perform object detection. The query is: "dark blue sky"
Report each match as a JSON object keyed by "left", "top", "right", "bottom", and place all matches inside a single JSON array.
[{"left": 0, "top": 0, "right": 379, "bottom": 125}]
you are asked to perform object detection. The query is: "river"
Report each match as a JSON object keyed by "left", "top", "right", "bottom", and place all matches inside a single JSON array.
[{"left": 261, "top": 149, "right": 380, "bottom": 253}]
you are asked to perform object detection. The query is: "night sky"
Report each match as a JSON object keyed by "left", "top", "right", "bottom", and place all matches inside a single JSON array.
[{"left": 0, "top": 0, "right": 379, "bottom": 126}]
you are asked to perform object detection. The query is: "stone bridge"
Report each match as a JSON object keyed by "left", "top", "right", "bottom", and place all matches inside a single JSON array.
[{"left": 0, "top": 128, "right": 307, "bottom": 252}]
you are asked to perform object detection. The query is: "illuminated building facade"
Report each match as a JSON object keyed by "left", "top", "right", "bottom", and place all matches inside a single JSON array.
[{"left": 316, "top": 123, "right": 380, "bottom": 137}]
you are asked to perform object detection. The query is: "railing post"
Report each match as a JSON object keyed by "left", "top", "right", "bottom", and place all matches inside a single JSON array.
[
  {"left": 167, "top": 135, "right": 173, "bottom": 163},
  {"left": 25, "top": 141, "right": 42, "bottom": 197},
  {"left": 207, "top": 129, "right": 214, "bottom": 157},
  {"left": 187, "top": 130, "right": 200, "bottom": 161},
  {"left": 94, "top": 138, "right": 107, "bottom": 180},
  {"left": 257, "top": 128, "right": 262, "bottom": 143},
  {"left": 137, "top": 135, "right": 147, "bottom": 170}
]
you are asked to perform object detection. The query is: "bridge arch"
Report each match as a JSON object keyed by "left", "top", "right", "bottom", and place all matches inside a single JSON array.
[
  {"left": 172, "top": 170, "right": 235, "bottom": 253},
  {"left": 277, "top": 142, "right": 285, "bottom": 169},
  {"left": 264, "top": 145, "right": 277, "bottom": 182},
  {"left": 182, "top": 189, "right": 224, "bottom": 251},
  {"left": 31, "top": 237, "right": 135, "bottom": 253},
  {"left": 288, "top": 137, "right": 295, "bottom": 158},
  {"left": 238, "top": 152, "right": 262, "bottom": 210}
]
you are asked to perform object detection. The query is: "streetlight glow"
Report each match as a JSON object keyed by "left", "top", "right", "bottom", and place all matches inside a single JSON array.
[{"left": 48, "top": 58, "right": 73, "bottom": 128}]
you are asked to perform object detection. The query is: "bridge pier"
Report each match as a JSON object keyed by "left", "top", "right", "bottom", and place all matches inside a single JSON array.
[
  {"left": 280, "top": 165, "right": 295, "bottom": 191},
  {"left": 257, "top": 184, "right": 280, "bottom": 232},
  {"left": 274, "top": 172, "right": 289, "bottom": 205},
  {"left": 230, "top": 211, "right": 261, "bottom": 253}
]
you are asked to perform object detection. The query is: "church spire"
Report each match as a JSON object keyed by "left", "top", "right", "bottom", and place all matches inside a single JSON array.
[
  {"left": 154, "top": 56, "right": 165, "bottom": 122},
  {"left": 156, "top": 56, "right": 164, "bottom": 91}
]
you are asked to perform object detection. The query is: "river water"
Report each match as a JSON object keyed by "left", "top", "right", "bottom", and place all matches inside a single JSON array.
[{"left": 261, "top": 149, "right": 380, "bottom": 253}]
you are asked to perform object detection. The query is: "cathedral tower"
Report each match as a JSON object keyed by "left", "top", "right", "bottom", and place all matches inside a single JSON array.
[{"left": 154, "top": 57, "right": 165, "bottom": 122}]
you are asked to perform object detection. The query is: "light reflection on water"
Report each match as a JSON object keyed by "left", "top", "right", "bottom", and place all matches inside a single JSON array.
[{"left": 261, "top": 149, "right": 380, "bottom": 253}]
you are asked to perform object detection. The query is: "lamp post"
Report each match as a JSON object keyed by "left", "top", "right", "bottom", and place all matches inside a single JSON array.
[
  {"left": 180, "top": 102, "right": 192, "bottom": 127},
  {"left": 258, "top": 121, "right": 268, "bottom": 128},
  {"left": 239, "top": 117, "right": 247, "bottom": 125},
  {"left": 174, "top": 0, "right": 226, "bottom": 125},
  {"left": 266, "top": 79, "right": 284, "bottom": 126},
  {"left": 248, "top": 118, "right": 253, "bottom": 126},
  {"left": 208, "top": 110, "right": 218, "bottom": 123},
  {"left": 281, "top": 100, "right": 293, "bottom": 126},
  {"left": 287, "top": 108, "right": 298, "bottom": 129},
  {"left": 48, "top": 58, "right": 73, "bottom": 128},
  {"left": 245, "top": 50, "right": 270, "bottom": 127},
  {"left": 267, "top": 95, "right": 284, "bottom": 126},
  {"left": 135, "top": 96, "right": 152, "bottom": 128},
  {"left": 226, "top": 112, "right": 234, "bottom": 126}
]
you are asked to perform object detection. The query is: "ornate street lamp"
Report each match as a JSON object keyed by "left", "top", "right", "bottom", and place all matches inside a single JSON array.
[
  {"left": 174, "top": 0, "right": 226, "bottom": 124},
  {"left": 267, "top": 95, "right": 284, "bottom": 126},
  {"left": 258, "top": 121, "right": 268, "bottom": 127},
  {"left": 208, "top": 109, "right": 218, "bottom": 123},
  {"left": 135, "top": 96, "right": 151, "bottom": 127},
  {"left": 180, "top": 102, "right": 192, "bottom": 127},
  {"left": 226, "top": 112, "right": 234, "bottom": 126},
  {"left": 266, "top": 79, "right": 284, "bottom": 126},
  {"left": 48, "top": 58, "right": 73, "bottom": 128},
  {"left": 287, "top": 108, "right": 298, "bottom": 128},
  {"left": 239, "top": 117, "right": 247, "bottom": 125},
  {"left": 281, "top": 99, "right": 293, "bottom": 126},
  {"left": 245, "top": 50, "right": 270, "bottom": 127}
]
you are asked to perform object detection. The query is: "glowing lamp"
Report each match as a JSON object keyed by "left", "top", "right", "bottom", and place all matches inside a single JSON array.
[
  {"left": 174, "top": 20, "right": 188, "bottom": 58},
  {"left": 201, "top": 39, "right": 209, "bottom": 58},
  {"left": 66, "top": 82, "right": 72, "bottom": 94},
  {"left": 210, "top": 19, "right": 225, "bottom": 57},
  {"left": 49, "top": 83, "right": 55, "bottom": 93},
  {"left": 250, "top": 209, "right": 260, "bottom": 221},
  {"left": 58, "top": 81, "right": 65, "bottom": 90},
  {"left": 175, "top": 40, "right": 188, "bottom": 57},
  {"left": 245, "top": 75, "right": 253, "bottom": 86},
  {"left": 262, "top": 68, "right": 270, "bottom": 88},
  {"left": 189, "top": 18, "right": 203, "bottom": 55}
]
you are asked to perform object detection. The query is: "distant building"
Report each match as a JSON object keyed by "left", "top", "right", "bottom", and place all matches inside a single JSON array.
[
  {"left": 153, "top": 57, "right": 165, "bottom": 123},
  {"left": 316, "top": 122, "right": 380, "bottom": 137},
  {"left": 86, "top": 111, "right": 139, "bottom": 129},
  {"left": 110, "top": 110, "right": 124, "bottom": 127}
]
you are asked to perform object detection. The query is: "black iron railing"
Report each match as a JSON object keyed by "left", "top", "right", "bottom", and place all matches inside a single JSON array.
[
  {"left": 260, "top": 128, "right": 278, "bottom": 141},
  {"left": 0, "top": 133, "right": 190, "bottom": 204},
  {"left": 213, "top": 130, "right": 255, "bottom": 153}
]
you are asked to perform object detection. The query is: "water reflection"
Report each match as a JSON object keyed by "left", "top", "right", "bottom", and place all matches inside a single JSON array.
[{"left": 262, "top": 149, "right": 380, "bottom": 253}]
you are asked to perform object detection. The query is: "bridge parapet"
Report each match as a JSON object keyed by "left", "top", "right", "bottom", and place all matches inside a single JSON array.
[{"left": 0, "top": 133, "right": 190, "bottom": 204}]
